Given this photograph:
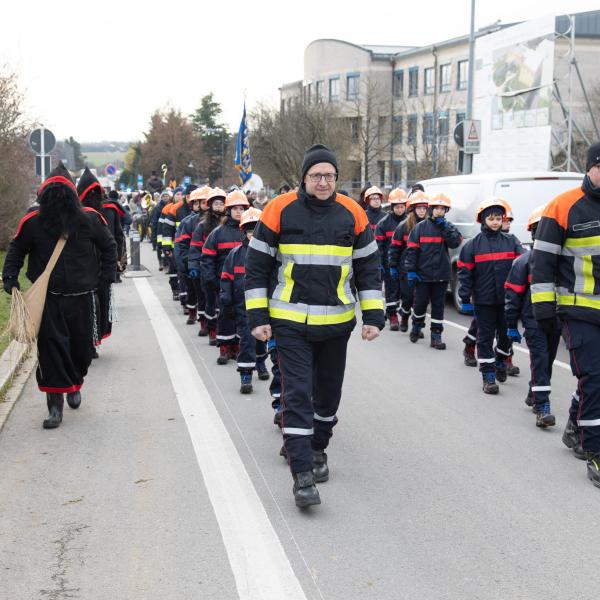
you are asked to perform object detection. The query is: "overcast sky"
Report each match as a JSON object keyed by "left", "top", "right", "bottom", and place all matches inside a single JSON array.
[{"left": 3, "top": 0, "right": 598, "bottom": 142}]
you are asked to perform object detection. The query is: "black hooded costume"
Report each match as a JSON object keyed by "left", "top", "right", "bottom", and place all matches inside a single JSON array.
[
  {"left": 77, "top": 167, "right": 124, "bottom": 341},
  {"left": 2, "top": 163, "right": 117, "bottom": 394}
]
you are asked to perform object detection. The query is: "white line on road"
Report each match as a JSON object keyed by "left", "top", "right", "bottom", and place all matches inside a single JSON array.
[
  {"left": 134, "top": 278, "right": 307, "bottom": 600},
  {"left": 441, "top": 316, "right": 571, "bottom": 371}
]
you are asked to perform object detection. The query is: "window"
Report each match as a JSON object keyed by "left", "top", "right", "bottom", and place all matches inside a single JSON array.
[
  {"left": 438, "top": 110, "right": 449, "bottom": 139},
  {"left": 456, "top": 110, "right": 466, "bottom": 128},
  {"left": 457, "top": 60, "right": 468, "bottom": 90},
  {"left": 393, "top": 70, "right": 404, "bottom": 98},
  {"left": 329, "top": 77, "right": 339, "bottom": 102},
  {"left": 378, "top": 116, "right": 387, "bottom": 142},
  {"left": 424, "top": 67, "right": 435, "bottom": 95},
  {"left": 346, "top": 74, "right": 360, "bottom": 101},
  {"left": 305, "top": 83, "right": 312, "bottom": 105},
  {"left": 316, "top": 80, "right": 324, "bottom": 103},
  {"left": 423, "top": 113, "right": 434, "bottom": 143},
  {"left": 439, "top": 64, "right": 451, "bottom": 93},
  {"left": 287, "top": 98, "right": 292, "bottom": 113},
  {"left": 406, "top": 161, "right": 417, "bottom": 185},
  {"left": 408, "top": 67, "right": 418, "bottom": 97},
  {"left": 349, "top": 117, "right": 360, "bottom": 143},
  {"left": 280, "top": 99, "right": 285, "bottom": 114},
  {"left": 407, "top": 114, "right": 417, "bottom": 144},
  {"left": 378, "top": 161, "right": 386, "bottom": 187},
  {"left": 392, "top": 116, "right": 402, "bottom": 144},
  {"left": 392, "top": 160, "right": 402, "bottom": 186}
]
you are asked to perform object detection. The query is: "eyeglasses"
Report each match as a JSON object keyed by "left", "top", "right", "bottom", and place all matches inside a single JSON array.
[{"left": 307, "top": 173, "right": 337, "bottom": 183}]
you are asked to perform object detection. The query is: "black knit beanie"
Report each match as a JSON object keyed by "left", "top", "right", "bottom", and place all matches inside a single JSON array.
[
  {"left": 586, "top": 141, "right": 600, "bottom": 172},
  {"left": 301, "top": 144, "right": 338, "bottom": 181}
]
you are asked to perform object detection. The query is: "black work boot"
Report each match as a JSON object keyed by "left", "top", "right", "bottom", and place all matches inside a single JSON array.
[
  {"left": 217, "top": 345, "right": 229, "bottom": 365},
  {"left": 312, "top": 450, "right": 329, "bottom": 483},
  {"left": 409, "top": 324, "right": 422, "bottom": 343},
  {"left": 389, "top": 314, "right": 399, "bottom": 331},
  {"left": 495, "top": 360, "right": 508, "bottom": 383},
  {"left": 66, "top": 391, "right": 81, "bottom": 409},
  {"left": 535, "top": 401, "right": 556, "bottom": 428},
  {"left": 186, "top": 307, "right": 197, "bottom": 325},
  {"left": 463, "top": 344, "right": 477, "bottom": 367},
  {"left": 399, "top": 314, "right": 409, "bottom": 332},
  {"left": 293, "top": 471, "right": 321, "bottom": 508},
  {"left": 430, "top": 332, "right": 446, "bottom": 350},
  {"left": 198, "top": 318, "right": 209, "bottom": 337},
  {"left": 587, "top": 454, "right": 600, "bottom": 488},
  {"left": 43, "top": 393, "right": 64, "bottom": 429},
  {"left": 562, "top": 419, "right": 587, "bottom": 460},
  {"left": 482, "top": 372, "right": 499, "bottom": 395},
  {"left": 506, "top": 355, "right": 520, "bottom": 376}
]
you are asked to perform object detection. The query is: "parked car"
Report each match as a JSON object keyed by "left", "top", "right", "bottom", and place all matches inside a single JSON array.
[{"left": 417, "top": 171, "right": 584, "bottom": 311}]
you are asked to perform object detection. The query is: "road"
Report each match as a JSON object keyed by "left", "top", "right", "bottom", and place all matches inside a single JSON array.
[{"left": 0, "top": 241, "right": 597, "bottom": 600}]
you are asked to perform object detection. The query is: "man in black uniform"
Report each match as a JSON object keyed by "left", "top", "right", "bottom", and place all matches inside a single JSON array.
[{"left": 2, "top": 163, "right": 117, "bottom": 429}]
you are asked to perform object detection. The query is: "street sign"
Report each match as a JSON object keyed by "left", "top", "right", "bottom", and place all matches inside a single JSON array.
[
  {"left": 29, "top": 128, "right": 56, "bottom": 155},
  {"left": 453, "top": 121, "right": 464, "bottom": 148},
  {"left": 137, "top": 174, "right": 143, "bottom": 190},
  {"left": 105, "top": 163, "right": 117, "bottom": 176},
  {"left": 183, "top": 175, "right": 192, "bottom": 186},
  {"left": 35, "top": 155, "right": 51, "bottom": 178},
  {"left": 463, "top": 119, "right": 481, "bottom": 154}
]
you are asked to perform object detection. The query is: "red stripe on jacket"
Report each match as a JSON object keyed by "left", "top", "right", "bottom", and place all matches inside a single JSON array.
[
  {"left": 202, "top": 247, "right": 218, "bottom": 255},
  {"left": 504, "top": 281, "right": 527, "bottom": 294},
  {"left": 420, "top": 236, "right": 443, "bottom": 243},
  {"left": 457, "top": 260, "right": 475, "bottom": 270},
  {"left": 217, "top": 241, "right": 242, "bottom": 250},
  {"left": 14, "top": 210, "right": 39, "bottom": 238},
  {"left": 103, "top": 202, "right": 126, "bottom": 217},
  {"left": 221, "top": 271, "right": 234, "bottom": 280},
  {"left": 83, "top": 206, "right": 108, "bottom": 226},
  {"left": 234, "top": 265, "right": 245, "bottom": 274},
  {"left": 175, "top": 233, "right": 192, "bottom": 243},
  {"left": 474, "top": 252, "right": 516, "bottom": 263}
]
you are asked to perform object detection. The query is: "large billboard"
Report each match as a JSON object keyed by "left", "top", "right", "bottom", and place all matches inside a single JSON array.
[{"left": 473, "top": 15, "right": 555, "bottom": 173}]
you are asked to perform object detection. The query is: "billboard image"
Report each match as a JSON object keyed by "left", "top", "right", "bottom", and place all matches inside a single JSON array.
[{"left": 473, "top": 15, "right": 555, "bottom": 173}]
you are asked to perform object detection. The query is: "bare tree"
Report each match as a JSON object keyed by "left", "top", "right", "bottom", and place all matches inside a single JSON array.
[
  {"left": 0, "top": 68, "right": 36, "bottom": 248},
  {"left": 250, "top": 101, "right": 354, "bottom": 189}
]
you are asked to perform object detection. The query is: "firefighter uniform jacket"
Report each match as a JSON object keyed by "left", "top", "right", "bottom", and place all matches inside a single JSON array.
[
  {"left": 404, "top": 217, "right": 462, "bottom": 281},
  {"left": 220, "top": 241, "right": 247, "bottom": 317},
  {"left": 3, "top": 208, "right": 117, "bottom": 293},
  {"left": 366, "top": 206, "right": 384, "bottom": 231},
  {"left": 531, "top": 179, "right": 600, "bottom": 327},
  {"left": 174, "top": 212, "right": 200, "bottom": 273},
  {"left": 200, "top": 217, "right": 244, "bottom": 288},
  {"left": 244, "top": 190, "right": 385, "bottom": 341},
  {"left": 160, "top": 203, "right": 177, "bottom": 249},
  {"left": 375, "top": 213, "right": 404, "bottom": 270},
  {"left": 458, "top": 228, "right": 523, "bottom": 305},
  {"left": 504, "top": 250, "right": 536, "bottom": 330},
  {"left": 150, "top": 199, "right": 167, "bottom": 246},
  {"left": 388, "top": 218, "right": 424, "bottom": 273},
  {"left": 175, "top": 201, "right": 191, "bottom": 228}
]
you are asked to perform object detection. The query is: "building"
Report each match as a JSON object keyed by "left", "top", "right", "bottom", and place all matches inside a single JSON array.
[{"left": 279, "top": 10, "right": 600, "bottom": 190}]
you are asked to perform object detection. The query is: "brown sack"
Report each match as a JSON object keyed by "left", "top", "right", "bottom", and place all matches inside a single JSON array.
[{"left": 9, "top": 236, "right": 67, "bottom": 344}]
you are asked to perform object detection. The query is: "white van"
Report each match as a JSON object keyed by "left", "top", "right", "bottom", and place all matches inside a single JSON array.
[{"left": 417, "top": 171, "right": 584, "bottom": 310}]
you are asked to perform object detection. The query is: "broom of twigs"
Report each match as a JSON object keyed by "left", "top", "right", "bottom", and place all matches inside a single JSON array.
[{"left": 7, "top": 287, "right": 37, "bottom": 346}]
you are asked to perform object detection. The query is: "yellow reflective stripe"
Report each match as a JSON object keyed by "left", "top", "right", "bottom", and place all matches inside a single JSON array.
[
  {"left": 246, "top": 298, "right": 268, "bottom": 309},
  {"left": 279, "top": 244, "right": 352, "bottom": 257},
  {"left": 531, "top": 291, "right": 556, "bottom": 303},
  {"left": 269, "top": 307, "right": 307, "bottom": 323},
  {"left": 565, "top": 235, "right": 600, "bottom": 248},
  {"left": 557, "top": 294, "right": 600, "bottom": 310},
  {"left": 337, "top": 264, "right": 350, "bottom": 304},
  {"left": 307, "top": 308, "right": 355, "bottom": 325},
  {"left": 360, "top": 299, "right": 385, "bottom": 311},
  {"left": 583, "top": 256, "right": 595, "bottom": 295},
  {"left": 280, "top": 261, "right": 295, "bottom": 302}
]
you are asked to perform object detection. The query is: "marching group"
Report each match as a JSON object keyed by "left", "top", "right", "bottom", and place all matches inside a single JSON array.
[{"left": 3, "top": 140, "right": 600, "bottom": 506}]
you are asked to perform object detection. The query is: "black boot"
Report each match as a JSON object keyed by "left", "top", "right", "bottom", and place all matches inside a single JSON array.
[
  {"left": 312, "top": 450, "right": 329, "bottom": 483},
  {"left": 482, "top": 372, "right": 499, "bottom": 395},
  {"left": 587, "top": 454, "right": 600, "bottom": 488},
  {"left": 43, "top": 393, "right": 64, "bottom": 429},
  {"left": 186, "top": 307, "right": 197, "bottom": 324},
  {"left": 293, "top": 471, "right": 321, "bottom": 508},
  {"left": 430, "top": 332, "right": 446, "bottom": 350},
  {"left": 66, "top": 391, "right": 81, "bottom": 409},
  {"left": 463, "top": 344, "right": 477, "bottom": 367},
  {"left": 562, "top": 419, "right": 587, "bottom": 460},
  {"left": 399, "top": 314, "right": 409, "bottom": 332},
  {"left": 409, "top": 324, "right": 422, "bottom": 343}
]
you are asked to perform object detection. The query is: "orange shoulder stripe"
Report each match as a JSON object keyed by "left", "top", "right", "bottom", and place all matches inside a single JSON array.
[
  {"left": 335, "top": 193, "right": 368, "bottom": 236},
  {"left": 543, "top": 186, "right": 583, "bottom": 230},
  {"left": 260, "top": 192, "right": 298, "bottom": 234}
]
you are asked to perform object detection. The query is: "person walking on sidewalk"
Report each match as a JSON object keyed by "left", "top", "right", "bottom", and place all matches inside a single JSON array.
[
  {"left": 244, "top": 144, "right": 385, "bottom": 508},
  {"left": 2, "top": 163, "right": 117, "bottom": 429}
]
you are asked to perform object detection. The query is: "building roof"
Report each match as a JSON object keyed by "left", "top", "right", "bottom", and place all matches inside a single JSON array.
[
  {"left": 557, "top": 10, "right": 600, "bottom": 38},
  {"left": 305, "top": 38, "right": 414, "bottom": 60}
]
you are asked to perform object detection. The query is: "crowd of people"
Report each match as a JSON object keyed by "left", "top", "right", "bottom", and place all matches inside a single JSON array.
[{"left": 3, "top": 140, "right": 600, "bottom": 507}]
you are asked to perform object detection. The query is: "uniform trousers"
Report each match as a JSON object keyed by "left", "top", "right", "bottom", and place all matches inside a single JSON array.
[
  {"left": 236, "top": 313, "right": 267, "bottom": 372},
  {"left": 398, "top": 276, "right": 414, "bottom": 318},
  {"left": 411, "top": 281, "right": 446, "bottom": 332},
  {"left": 524, "top": 327, "right": 561, "bottom": 408},
  {"left": 474, "top": 304, "right": 511, "bottom": 374},
  {"left": 277, "top": 331, "right": 350, "bottom": 474},
  {"left": 383, "top": 270, "right": 399, "bottom": 317}
]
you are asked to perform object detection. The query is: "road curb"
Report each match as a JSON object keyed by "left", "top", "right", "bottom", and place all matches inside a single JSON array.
[{"left": 0, "top": 340, "right": 36, "bottom": 432}]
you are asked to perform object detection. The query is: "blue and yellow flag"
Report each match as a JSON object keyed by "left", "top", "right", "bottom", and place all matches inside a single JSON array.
[{"left": 234, "top": 104, "right": 253, "bottom": 185}]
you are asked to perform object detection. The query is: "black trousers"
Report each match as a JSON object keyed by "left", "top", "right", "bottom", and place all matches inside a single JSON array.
[
  {"left": 96, "top": 281, "right": 112, "bottom": 342},
  {"left": 463, "top": 317, "right": 478, "bottom": 346},
  {"left": 383, "top": 271, "right": 399, "bottom": 317},
  {"left": 185, "top": 276, "right": 197, "bottom": 309},
  {"left": 202, "top": 282, "right": 219, "bottom": 330},
  {"left": 412, "top": 281, "right": 446, "bottom": 332},
  {"left": 277, "top": 331, "right": 350, "bottom": 474},
  {"left": 474, "top": 304, "right": 510, "bottom": 374},
  {"left": 236, "top": 314, "right": 267, "bottom": 373},
  {"left": 192, "top": 278, "right": 206, "bottom": 318},
  {"left": 524, "top": 327, "right": 561, "bottom": 407},
  {"left": 563, "top": 319, "right": 600, "bottom": 454},
  {"left": 37, "top": 293, "right": 95, "bottom": 393},
  {"left": 268, "top": 339, "right": 282, "bottom": 408},
  {"left": 398, "top": 276, "right": 414, "bottom": 317}
]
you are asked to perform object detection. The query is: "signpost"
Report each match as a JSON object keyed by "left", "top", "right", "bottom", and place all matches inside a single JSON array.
[
  {"left": 29, "top": 127, "right": 56, "bottom": 180},
  {"left": 463, "top": 120, "right": 481, "bottom": 155},
  {"left": 105, "top": 163, "right": 117, "bottom": 177}
]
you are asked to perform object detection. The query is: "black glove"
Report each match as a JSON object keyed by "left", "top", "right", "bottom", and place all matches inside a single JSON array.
[
  {"left": 536, "top": 316, "right": 561, "bottom": 335},
  {"left": 3, "top": 278, "right": 19, "bottom": 294}
]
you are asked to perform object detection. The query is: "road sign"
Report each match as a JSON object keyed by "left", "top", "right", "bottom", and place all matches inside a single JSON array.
[
  {"left": 183, "top": 175, "right": 192, "bottom": 186},
  {"left": 105, "top": 163, "right": 117, "bottom": 176},
  {"left": 463, "top": 120, "right": 481, "bottom": 154},
  {"left": 35, "top": 155, "right": 51, "bottom": 178},
  {"left": 137, "top": 174, "right": 143, "bottom": 190},
  {"left": 29, "top": 128, "right": 56, "bottom": 155},
  {"left": 453, "top": 121, "right": 465, "bottom": 148}
]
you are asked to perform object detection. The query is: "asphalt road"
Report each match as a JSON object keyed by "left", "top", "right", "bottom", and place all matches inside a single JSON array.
[{"left": 0, "top": 241, "right": 597, "bottom": 600}]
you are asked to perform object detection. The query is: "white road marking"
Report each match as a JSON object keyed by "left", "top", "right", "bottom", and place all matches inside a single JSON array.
[
  {"left": 441, "top": 316, "right": 571, "bottom": 371},
  {"left": 134, "top": 278, "right": 307, "bottom": 600}
]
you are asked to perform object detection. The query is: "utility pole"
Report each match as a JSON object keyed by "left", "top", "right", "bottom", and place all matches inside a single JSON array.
[{"left": 463, "top": 0, "right": 476, "bottom": 174}]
